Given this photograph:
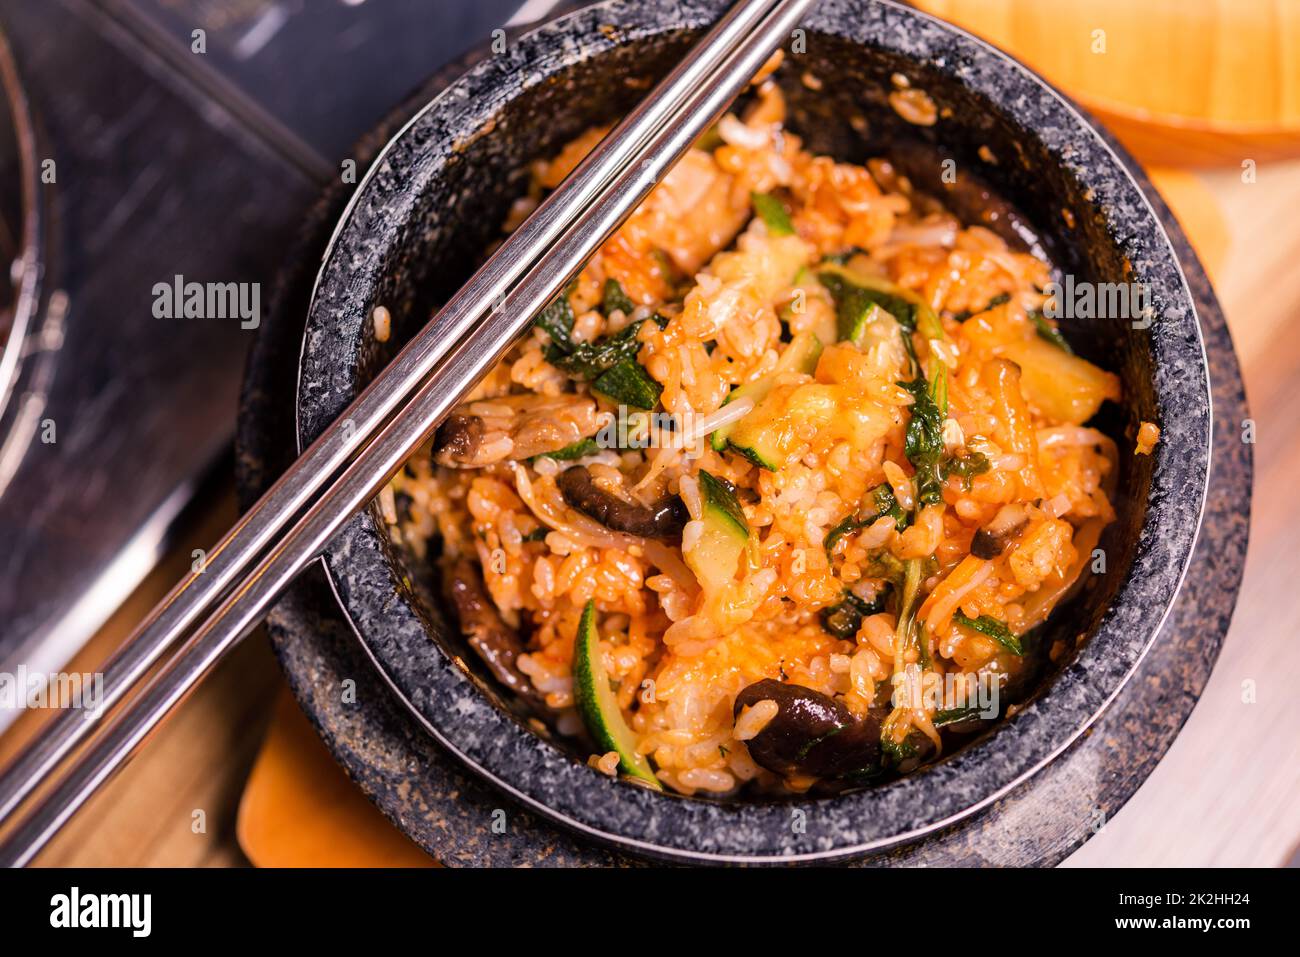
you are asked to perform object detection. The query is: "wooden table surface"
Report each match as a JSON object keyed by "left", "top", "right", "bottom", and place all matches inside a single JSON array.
[{"left": 2, "top": 159, "right": 1296, "bottom": 869}]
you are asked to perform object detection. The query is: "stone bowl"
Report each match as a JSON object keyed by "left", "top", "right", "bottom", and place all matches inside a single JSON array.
[{"left": 294, "top": 0, "right": 1212, "bottom": 863}]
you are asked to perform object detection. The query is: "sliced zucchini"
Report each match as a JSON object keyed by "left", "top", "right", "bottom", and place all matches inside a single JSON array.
[
  {"left": 725, "top": 394, "right": 787, "bottom": 470},
  {"left": 710, "top": 332, "right": 822, "bottom": 451},
  {"left": 592, "top": 358, "right": 663, "bottom": 410},
  {"left": 572, "top": 600, "right": 662, "bottom": 789},
  {"left": 778, "top": 267, "right": 838, "bottom": 346},
  {"left": 751, "top": 191, "right": 795, "bottom": 236},
  {"left": 531, "top": 436, "right": 601, "bottom": 463},
  {"left": 726, "top": 379, "right": 836, "bottom": 471},
  {"left": 683, "top": 471, "right": 750, "bottom": 591},
  {"left": 817, "top": 262, "right": 944, "bottom": 343}
]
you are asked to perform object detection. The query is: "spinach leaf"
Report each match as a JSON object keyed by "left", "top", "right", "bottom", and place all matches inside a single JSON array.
[
  {"left": 1029, "top": 309, "right": 1074, "bottom": 354},
  {"left": 953, "top": 611, "right": 1023, "bottom": 655},
  {"left": 880, "top": 735, "right": 920, "bottom": 764},
  {"left": 822, "top": 515, "right": 860, "bottom": 555},
  {"left": 940, "top": 449, "right": 991, "bottom": 488},
  {"left": 878, "top": 556, "right": 933, "bottom": 762},
  {"left": 901, "top": 373, "right": 947, "bottom": 507},
  {"left": 534, "top": 291, "right": 576, "bottom": 352},
  {"left": 933, "top": 706, "right": 989, "bottom": 728},
  {"left": 952, "top": 292, "right": 1011, "bottom": 323},
  {"left": 894, "top": 557, "right": 926, "bottom": 663},
  {"left": 823, "top": 484, "right": 910, "bottom": 555},
  {"left": 819, "top": 248, "right": 867, "bottom": 267},
  {"left": 545, "top": 319, "right": 645, "bottom": 380},
  {"left": 819, "top": 589, "right": 888, "bottom": 639},
  {"left": 601, "top": 278, "right": 636, "bottom": 318},
  {"left": 865, "top": 550, "right": 908, "bottom": 587}
]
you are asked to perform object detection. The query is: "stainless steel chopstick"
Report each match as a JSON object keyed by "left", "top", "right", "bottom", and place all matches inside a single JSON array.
[
  {"left": 0, "top": 0, "right": 791, "bottom": 833},
  {"left": 0, "top": 0, "right": 817, "bottom": 866}
]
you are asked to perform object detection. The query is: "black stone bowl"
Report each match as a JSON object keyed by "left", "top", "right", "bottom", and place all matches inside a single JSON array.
[{"left": 295, "top": 0, "right": 1211, "bottom": 863}]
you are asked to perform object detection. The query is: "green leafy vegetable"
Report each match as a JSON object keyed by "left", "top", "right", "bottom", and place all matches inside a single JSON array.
[
  {"left": 534, "top": 291, "right": 576, "bottom": 352},
  {"left": 901, "top": 365, "right": 990, "bottom": 503},
  {"left": 901, "top": 374, "right": 947, "bottom": 507},
  {"left": 1029, "top": 309, "right": 1074, "bottom": 354},
  {"left": 537, "top": 281, "right": 657, "bottom": 396},
  {"left": 820, "top": 248, "right": 865, "bottom": 267},
  {"left": 874, "top": 484, "right": 911, "bottom": 530},
  {"left": 933, "top": 706, "right": 987, "bottom": 728},
  {"left": 930, "top": 363, "right": 949, "bottom": 417},
  {"left": 537, "top": 281, "right": 665, "bottom": 411},
  {"left": 823, "top": 484, "right": 910, "bottom": 554},
  {"left": 601, "top": 278, "right": 636, "bottom": 318},
  {"left": 881, "top": 734, "right": 920, "bottom": 764},
  {"left": 878, "top": 556, "right": 933, "bottom": 761},
  {"left": 822, "top": 516, "right": 860, "bottom": 555},
  {"left": 953, "top": 611, "right": 1023, "bottom": 655},
  {"left": 952, "top": 292, "right": 1011, "bottom": 322},
  {"left": 940, "top": 449, "right": 991, "bottom": 488},
  {"left": 819, "top": 589, "right": 888, "bottom": 639},
  {"left": 751, "top": 192, "right": 795, "bottom": 236},
  {"left": 546, "top": 319, "right": 645, "bottom": 380},
  {"left": 865, "top": 550, "right": 908, "bottom": 587}
]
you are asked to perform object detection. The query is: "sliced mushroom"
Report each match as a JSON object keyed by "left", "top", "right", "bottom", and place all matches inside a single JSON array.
[
  {"left": 434, "top": 394, "right": 599, "bottom": 468},
  {"left": 733, "top": 679, "right": 884, "bottom": 779},
  {"left": 444, "top": 557, "right": 542, "bottom": 704},
  {"left": 556, "top": 465, "right": 687, "bottom": 541},
  {"left": 970, "top": 502, "right": 1030, "bottom": 559}
]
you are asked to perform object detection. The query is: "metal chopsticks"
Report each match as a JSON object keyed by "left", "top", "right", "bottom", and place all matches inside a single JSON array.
[
  {"left": 0, "top": 0, "right": 784, "bottom": 834},
  {"left": 0, "top": 0, "right": 816, "bottom": 865}
]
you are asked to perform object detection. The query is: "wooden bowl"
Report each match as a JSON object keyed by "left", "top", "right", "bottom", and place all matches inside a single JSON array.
[{"left": 915, "top": 0, "right": 1300, "bottom": 165}]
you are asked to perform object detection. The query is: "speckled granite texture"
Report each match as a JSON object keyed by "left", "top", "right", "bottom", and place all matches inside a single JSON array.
[{"left": 237, "top": 0, "right": 1248, "bottom": 865}]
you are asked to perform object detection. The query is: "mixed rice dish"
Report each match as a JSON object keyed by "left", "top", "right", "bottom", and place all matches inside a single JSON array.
[{"left": 385, "top": 78, "right": 1147, "bottom": 796}]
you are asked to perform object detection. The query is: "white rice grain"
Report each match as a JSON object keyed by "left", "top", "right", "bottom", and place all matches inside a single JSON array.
[{"left": 733, "top": 699, "right": 780, "bottom": 740}]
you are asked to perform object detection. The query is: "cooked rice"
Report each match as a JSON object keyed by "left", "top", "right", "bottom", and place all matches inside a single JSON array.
[{"left": 388, "top": 81, "right": 1124, "bottom": 796}]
